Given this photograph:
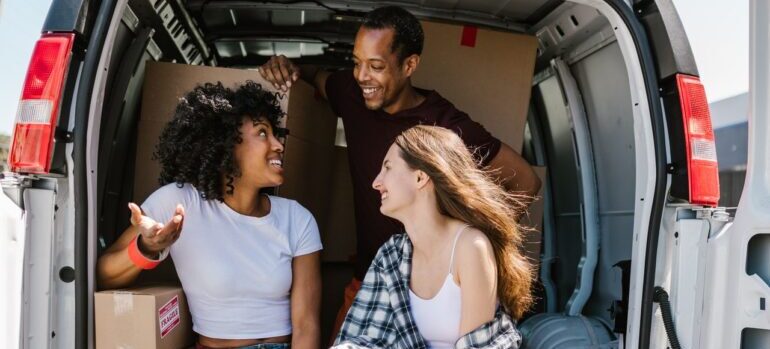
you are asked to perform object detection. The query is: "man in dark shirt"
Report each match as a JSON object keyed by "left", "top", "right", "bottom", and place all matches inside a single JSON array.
[{"left": 259, "top": 5, "right": 541, "bottom": 340}]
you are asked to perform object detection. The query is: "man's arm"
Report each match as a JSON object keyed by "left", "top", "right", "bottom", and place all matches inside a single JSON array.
[
  {"left": 486, "top": 142, "right": 542, "bottom": 199},
  {"left": 258, "top": 55, "right": 331, "bottom": 99}
]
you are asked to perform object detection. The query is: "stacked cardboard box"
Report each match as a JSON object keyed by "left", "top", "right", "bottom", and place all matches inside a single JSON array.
[
  {"left": 277, "top": 79, "right": 338, "bottom": 239},
  {"left": 95, "top": 285, "right": 193, "bottom": 349},
  {"left": 321, "top": 146, "right": 357, "bottom": 262},
  {"left": 413, "top": 21, "right": 538, "bottom": 153}
]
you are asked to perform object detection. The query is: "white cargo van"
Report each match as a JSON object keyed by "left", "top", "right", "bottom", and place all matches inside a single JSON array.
[{"left": 3, "top": 0, "right": 769, "bottom": 348}]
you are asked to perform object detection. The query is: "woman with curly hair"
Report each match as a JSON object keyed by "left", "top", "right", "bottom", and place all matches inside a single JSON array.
[
  {"left": 333, "top": 125, "right": 534, "bottom": 349},
  {"left": 97, "top": 81, "right": 321, "bottom": 349}
]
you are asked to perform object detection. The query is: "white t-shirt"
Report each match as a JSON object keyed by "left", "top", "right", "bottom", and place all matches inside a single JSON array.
[{"left": 141, "top": 183, "right": 322, "bottom": 339}]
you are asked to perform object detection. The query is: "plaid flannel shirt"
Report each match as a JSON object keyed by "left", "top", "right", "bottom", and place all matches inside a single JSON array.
[{"left": 332, "top": 234, "right": 522, "bottom": 349}]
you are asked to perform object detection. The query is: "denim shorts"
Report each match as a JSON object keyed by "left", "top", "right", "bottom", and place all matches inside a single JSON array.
[
  {"left": 238, "top": 343, "right": 289, "bottom": 349},
  {"left": 196, "top": 342, "right": 289, "bottom": 349}
]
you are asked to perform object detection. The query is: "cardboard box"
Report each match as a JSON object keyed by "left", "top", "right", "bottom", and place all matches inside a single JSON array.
[
  {"left": 284, "top": 81, "right": 338, "bottom": 144},
  {"left": 95, "top": 285, "right": 193, "bottom": 349},
  {"left": 321, "top": 146, "right": 357, "bottom": 262},
  {"left": 278, "top": 135, "right": 335, "bottom": 231},
  {"left": 413, "top": 21, "right": 537, "bottom": 152}
]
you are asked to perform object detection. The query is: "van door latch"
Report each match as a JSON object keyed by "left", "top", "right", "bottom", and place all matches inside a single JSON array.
[
  {"left": 666, "top": 163, "right": 681, "bottom": 174},
  {"left": 55, "top": 128, "right": 74, "bottom": 143}
]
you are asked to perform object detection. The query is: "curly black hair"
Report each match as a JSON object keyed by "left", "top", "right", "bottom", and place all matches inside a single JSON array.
[
  {"left": 362, "top": 6, "right": 424, "bottom": 63},
  {"left": 153, "top": 80, "right": 284, "bottom": 201}
]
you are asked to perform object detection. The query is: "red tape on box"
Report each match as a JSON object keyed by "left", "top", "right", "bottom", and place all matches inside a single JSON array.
[{"left": 461, "top": 26, "right": 478, "bottom": 47}]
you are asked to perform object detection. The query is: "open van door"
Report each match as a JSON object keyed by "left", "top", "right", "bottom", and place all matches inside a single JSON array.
[
  {"left": 699, "top": 1, "right": 770, "bottom": 347},
  {"left": 0, "top": 182, "right": 24, "bottom": 348},
  {"left": 1, "top": 177, "right": 67, "bottom": 348},
  {"left": 0, "top": 2, "right": 87, "bottom": 346}
]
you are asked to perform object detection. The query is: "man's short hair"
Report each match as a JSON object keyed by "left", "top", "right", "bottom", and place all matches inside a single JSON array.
[{"left": 362, "top": 6, "right": 424, "bottom": 63}]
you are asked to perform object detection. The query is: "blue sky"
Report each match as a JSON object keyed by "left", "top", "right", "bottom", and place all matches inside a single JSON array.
[
  {"left": 0, "top": 0, "right": 750, "bottom": 135},
  {"left": 676, "top": 0, "right": 749, "bottom": 100},
  {"left": 0, "top": 0, "right": 57, "bottom": 135}
]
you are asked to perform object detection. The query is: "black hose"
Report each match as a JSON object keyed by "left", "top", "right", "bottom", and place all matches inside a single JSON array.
[{"left": 653, "top": 286, "right": 682, "bottom": 349}]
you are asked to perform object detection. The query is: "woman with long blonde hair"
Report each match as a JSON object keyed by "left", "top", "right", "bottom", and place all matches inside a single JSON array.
[{"left": 333, "top": 125, "right": 534, "bottom": 349}]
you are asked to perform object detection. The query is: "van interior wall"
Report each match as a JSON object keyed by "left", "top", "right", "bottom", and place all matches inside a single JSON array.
[
  {"left": 96, "top": 9, "right": 156, "bottom": 253},
  {"left": 532, "top": 75, "right": 582, "bottom": 310},
  {"left": 569, "top": 41, "right": 636, "bottom": 322},
  {"left": 531, "top": 37, "right": 636, "bottom": 325}
]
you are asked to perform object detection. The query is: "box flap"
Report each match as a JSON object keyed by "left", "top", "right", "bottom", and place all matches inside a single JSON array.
[{"left": 97, "top": 284, "right": 182, "bottom": 296}]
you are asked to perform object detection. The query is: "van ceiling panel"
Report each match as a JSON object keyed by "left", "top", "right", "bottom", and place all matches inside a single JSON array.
[
  {"left": 215, "top": 39, "right": 327, "bottom": 59},
  {"left": 186, "top": 0, "right": 554, "bottom": 23},
  {"left": 183, "top": 0, "right": 557, "bottom": 66},
  {"left": 411, "top": 0, "right": 548, "bottom": 20},
  {"left": 531, "top": 2, "right": 611, "bottom": 71}
]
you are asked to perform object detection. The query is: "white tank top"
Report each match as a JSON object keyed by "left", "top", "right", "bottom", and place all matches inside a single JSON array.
[{"left": 409, "top": 224, "right": 469, "bottom": 348}]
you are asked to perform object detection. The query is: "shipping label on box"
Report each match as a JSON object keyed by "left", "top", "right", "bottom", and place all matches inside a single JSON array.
[{"left": 158, "top": 295, "right": 181, "bottom": 339}]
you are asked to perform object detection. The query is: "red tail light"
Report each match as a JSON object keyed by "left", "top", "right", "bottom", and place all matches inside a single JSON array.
[
  {"left": 8, "top": 33, "right": 75, "bottom": 174},
  {"left": 676, "top": 74, "right": 720, "bottom": 206}
]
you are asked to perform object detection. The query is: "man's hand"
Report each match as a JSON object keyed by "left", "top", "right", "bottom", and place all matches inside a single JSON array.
[
  {"left": 259, "top": 55, "right": 300, "bottom": 92},
  {"left": 128, "top": 203, "right": 185, "bottom": 257}
]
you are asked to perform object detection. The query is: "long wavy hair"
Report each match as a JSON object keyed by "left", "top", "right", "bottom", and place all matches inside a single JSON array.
[{"left": 394, "top": 125, "right": 534, "bottom": 319}]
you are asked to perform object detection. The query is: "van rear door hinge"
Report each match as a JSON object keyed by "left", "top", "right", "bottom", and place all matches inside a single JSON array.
[
  {"left": 1, "top": 172, "right": 33, "bottom": 208},
  {"left": 693, "top": 207, "right": 731, "bottom": 221}
]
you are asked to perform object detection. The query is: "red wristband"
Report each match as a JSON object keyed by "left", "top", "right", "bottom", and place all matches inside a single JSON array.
[{"left": 127, "top": 235, "right": 161, "bottom": 270}]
